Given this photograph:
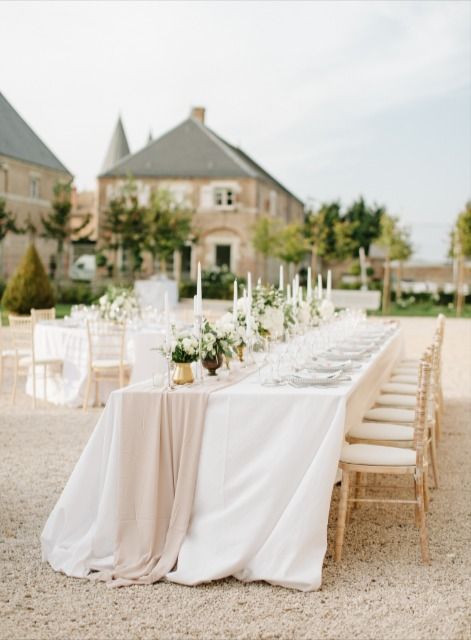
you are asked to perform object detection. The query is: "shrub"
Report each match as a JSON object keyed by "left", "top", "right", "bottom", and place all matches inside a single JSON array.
[
  {"left": 55, "top": 282, "right": 106, "bottom": 305},
  {"left": 2, "top": 244, "right": 55, "bottom": 314},
  {"left": 179, "top": 266, "right": 246, "bottom": 300}
]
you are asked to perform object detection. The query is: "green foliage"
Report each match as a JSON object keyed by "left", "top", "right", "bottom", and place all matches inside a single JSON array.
[
  {"left": 1, "top": 244, "right": 55, "bottom": 314},
  {"left": 304, "top": 202, "right": 341, "bottom": 261},
  {"left": 144, "top": 189, "right": 193, "bottom": 271},
  {"left": 55, "top": 282, "right": 106, "bottom": 305},
  {"left": 251, "top": 216, "right": 281, "bottom": 258},
  {"left": 343, "top": 197, "right": 383, "bottom": 256},
  {"left": 452, "top": 201, "right": 471, "bottom": 257},
  {"left": 276, "top": 223, "right": 310, "bottom": 265},
  {"left": 0, "top": 198, "right": 22, "bottom": 242},
  {"left": 0, "top": 279, "right": 5, "bottom": 299},
  {"left": 179, "top": 266, "right": 244, "bottom": 300},
  {"left": 376, "top": 213, "right": 413, "bottom": 260},
  {"left": 41, "top": 181, "right": 73, "bottom": 248},
  {"left": 305, "top": 197, "right": 385, "bottom": 263}
]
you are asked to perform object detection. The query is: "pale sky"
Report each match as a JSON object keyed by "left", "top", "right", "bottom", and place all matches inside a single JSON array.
[{"left": 1, "top": 0, "right": 470, "bottom": 260}]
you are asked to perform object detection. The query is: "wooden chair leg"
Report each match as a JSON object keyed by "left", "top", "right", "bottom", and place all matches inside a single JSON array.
[
  {"left": 353, "top": 472, "right": 361, "bottom": 511},
  {"left": 82, "top": 371, "right": 92, "bottom": 412},
  {"left": 429, "top": 433, "right": 439, "bottom": 489},
  {"left": 11, "top": 360, "right": 18, "bottom": 405},
  {"left": 335, "top": 470, "right": 350, "bottom": 562},
  {"left": 423, "top": 465, "right": 430, "bottom": 512},
  {"left": 32, "top": 365, "right": 37, "bottom": 409},
  {"left": 416, "top": 475, "right": 431, "bottom": 564},
  {"left": 43, "top": 364, "right": 48, "bottom": 403}
]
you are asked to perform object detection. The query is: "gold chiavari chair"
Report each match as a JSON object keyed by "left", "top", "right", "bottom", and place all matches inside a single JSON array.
[
  {"left": 31, "top": 307, "right": 56, "bottom": 322},
  {"left": 0, "top": 313, "right": 15, "bottom": 390},
  {"left": 335, "top": 356, "right": 432, "bottom": 564},
  {"left": 347, "top": 344, "right": 439, "bottom": 490},
  {"left": 9, "top": 314, "right": 63, "bottom": 407},
  {"left": 83, "top": 320, "right": 130, "bottom": 411}
]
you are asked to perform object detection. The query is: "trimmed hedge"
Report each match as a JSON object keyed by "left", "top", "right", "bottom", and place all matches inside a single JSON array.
[{"left": 1, "top": 244, "right": 55, "bottom": 314}]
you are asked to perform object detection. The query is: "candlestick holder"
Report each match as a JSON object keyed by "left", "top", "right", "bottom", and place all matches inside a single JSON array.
[{"left": 194, "top": 313, "right": 204, "bottom": 384}]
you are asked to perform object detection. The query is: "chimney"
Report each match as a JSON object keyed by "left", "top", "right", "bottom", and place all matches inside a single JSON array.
[{"left": 191, "top": 106, "right": 206, "bottom": 125}]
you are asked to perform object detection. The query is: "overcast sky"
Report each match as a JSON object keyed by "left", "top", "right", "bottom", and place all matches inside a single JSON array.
[{"left": 1, "top": 0, "right": 470, "bottom": 260}]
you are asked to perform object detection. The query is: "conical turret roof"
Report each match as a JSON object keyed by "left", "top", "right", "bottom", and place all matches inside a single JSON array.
[{"left": 101, "top": 116, "right": 130, "bottom": 174}]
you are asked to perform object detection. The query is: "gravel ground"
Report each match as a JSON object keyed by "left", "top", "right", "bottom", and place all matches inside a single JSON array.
[{"left": 1, "top": 317, "right": 470, "bottom": 640}]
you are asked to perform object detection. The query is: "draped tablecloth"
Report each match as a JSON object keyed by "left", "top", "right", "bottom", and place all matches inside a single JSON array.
[
  {"left": 27, "top": 322, "right": 166, "bottom": 407},
  {"left": 41, "top": 327, "right": 403, "bottom": 591}
]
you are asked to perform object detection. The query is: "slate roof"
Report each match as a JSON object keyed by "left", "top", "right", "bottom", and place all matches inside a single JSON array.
[
  {"left": 100, "top": 115, "right": 302, "bottom": 204},
  {"left": 0, "top": 92, "right": 71, "bottom": 174},
  {"left": 101, "top": 117, "right": 131, "bottom": 174}
]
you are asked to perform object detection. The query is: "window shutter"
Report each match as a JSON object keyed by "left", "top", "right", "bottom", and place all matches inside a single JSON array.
[{"left": 200, "top": 185, "right": 213, "bottom": 209}]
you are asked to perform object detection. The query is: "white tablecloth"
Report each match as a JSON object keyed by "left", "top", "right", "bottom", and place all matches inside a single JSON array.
[
  {"left": 27, "top": 322, "right": 167, "bottom": 407},
  {"left": 42, "top": 327, "right": 403, "bottom": 590}
]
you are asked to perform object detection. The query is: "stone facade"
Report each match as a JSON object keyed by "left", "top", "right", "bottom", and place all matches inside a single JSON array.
[
  {"left": 0, "top": 155, "right": 72, "bottom": 278},
  {"left": 97, "top": 175, "right": 304, "bottom": 281}
]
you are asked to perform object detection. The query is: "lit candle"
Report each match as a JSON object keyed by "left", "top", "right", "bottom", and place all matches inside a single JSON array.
[
  {"left": 298, "top": 285, "right": 303, "bottom": 303},
  {"left": 292, "top": 278, "right": 297, "bottom": 309},
  {"left": 307, "top": 267, "right": 312, "bottom": 301},
  {"left": 318, "top": 274, "right": 323, "bottom": 300},
  {"left": 257, "top": 277, "right": 261, "bottom": 287},
  {"left": 233, "top": 279, "right": 238, "bottom": 322},
  {"left": 196, "top": 261, "right": 202, "bottom": 315},
  {"left": 327, "top": 269, "right": 332, "bottom": 300},
  {"left": 247, "top": 272, "right": 252, "bottom": 302},
  {"left": 193, "top": 294, "right": 197, "bottom": 317},
  {"left": 287, "top": 283, "right": 291, "bottom": 303},
  {"left": 279, "top": 265, "right": 284, "bottom": 291}
]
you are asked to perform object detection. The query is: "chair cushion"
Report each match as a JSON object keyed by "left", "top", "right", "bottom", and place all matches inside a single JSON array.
[
  {"left": 348, "top": 421, "right": 414, "bottom": 441},
  {"left": 390, "top": 375, "right": 418, "bottom": 384},
  {"left": 364, "top": 407, "right": 415, "bottom": 423},
  {"left": 381, "top": 382, "right": 417, "bottom": 395},
  {"left": 19, "top": 356, "right": 62, "bottom": 367},
  {"left": 340, "top": 443, "right": 416, "bottom": 466},
  {"left": 92, "top": 359, "right": 130, "bottom": 369},
  {"left": 375, "top": 394, "right": 416, "bottom": 408},
  {"left": 393, "top": 366, "right": 419, "bottom": 375}
]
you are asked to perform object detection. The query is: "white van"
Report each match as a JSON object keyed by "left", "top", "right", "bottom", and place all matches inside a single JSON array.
[{"left": 69, "top": 255, "right": 96, "bottom": 281}]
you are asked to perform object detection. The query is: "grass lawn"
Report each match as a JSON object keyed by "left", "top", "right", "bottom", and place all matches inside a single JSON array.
[{"left": 369, "top": 303, "right": 471, "bottom": 318}]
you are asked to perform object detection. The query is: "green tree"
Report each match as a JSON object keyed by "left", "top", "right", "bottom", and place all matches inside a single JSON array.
[
  {"left": 305, "top": 202, "right": 342, "bottom": 270},
  {"left": 41, "top": 181, "right": 90, "bottom": 280},
  {"left": 144, "top": 189, "right": 193, "bottom": 277},
  {"left": 0, "top": 198, "right": 23, "bottom": 279},
  {"left": 376, "top": 213, "right": 413, "bottom": 313},
  {"left": 1, "top": 244, "right": 55, "bottom": 314},
  {"left": 276, "top": 223, "right": 310, "bottom": 277},
  {"left": 451, "top": 201, "right": 471, "bottom": 315},
  {"left": 343, "top": 197, "right": 384, "bottom": 256},
  {"left": 101, "top": 195, "right": 127, "bottom": 274},
  {"left": 251, "top": 216, "right": 282, "bottom": 281}
]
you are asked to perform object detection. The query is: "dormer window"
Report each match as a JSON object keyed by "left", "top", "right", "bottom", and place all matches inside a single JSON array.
[{"left": 214, "top": 188, "right": 234, "bottom": 208}]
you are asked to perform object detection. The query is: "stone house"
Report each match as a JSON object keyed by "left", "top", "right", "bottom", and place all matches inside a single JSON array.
[
  {"left": 0, "top": 92, "right": 72, "bottom": 278},
  {"left": 97, "top": 107, "right": 304, "bottom": 280}
]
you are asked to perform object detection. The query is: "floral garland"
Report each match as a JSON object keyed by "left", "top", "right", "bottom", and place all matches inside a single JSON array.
[{"left": 251, "top": 285, "right": 285, "bottom": 337}]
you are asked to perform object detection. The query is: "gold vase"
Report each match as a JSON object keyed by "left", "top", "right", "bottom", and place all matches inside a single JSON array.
[
  {"left": 172, "top": 362, "right": 194, "bottom": 385},
  {"left": 237, "top": 345, "right": 245, "bottom": 362}
]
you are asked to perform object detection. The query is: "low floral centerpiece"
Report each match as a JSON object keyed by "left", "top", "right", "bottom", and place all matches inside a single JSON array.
[
  {"left": 201, "top": 319, "right": 236, "bottom": 376},
  {"left": 252, "top": 285, "right": 285, "bottom": 339},
  {"left": 171, "top": 330, "right": 199, "bottom": 385},
  {"left": 98, "top": 286, "right": 140, "bottom": 323}
]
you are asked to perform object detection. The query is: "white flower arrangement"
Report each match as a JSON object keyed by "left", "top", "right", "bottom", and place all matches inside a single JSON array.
[
  {"left": 98, "top": 286, "right": 140, "bottom": 323},
  {"left": 251, "top": 285, "right": 285, "bottom": 337},
  {"left": 171, "top": 330, "right": 199, "bottom": 363},
  {"left": 201, "top": 319, "right": 236, "bottom": 360},
  {"left": 319, "top": 298, "right": 335, "bottom": 321}
]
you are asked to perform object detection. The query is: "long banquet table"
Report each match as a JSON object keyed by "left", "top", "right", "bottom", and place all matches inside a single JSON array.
[{"left": 41, "top": 325, "right": 403, "bottom": 591}]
